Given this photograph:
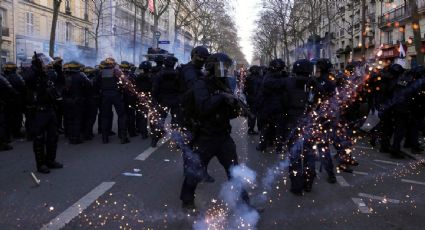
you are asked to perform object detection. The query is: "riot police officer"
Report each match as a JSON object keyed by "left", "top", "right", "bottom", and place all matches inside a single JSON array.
[
  {"left": 152, "top": 55, "right": 165, "bottom": 75},
  {"left": 82, "top": 66, "right": 100, "bottom": 140},
  {"left": 0, "top": 74, "right": 18, "bottom": 151},
  {"left": 151, "top": 56, "right": 180, "bottom": 147},
  {"left": 178, "top": 46, "right": 215, "bottom": 183},
  {"left": 180, "top": 53, "right": 249, "bottom": 210},
  {"left": 256, "top": 58, "right": 287, "bottom": 153},
  {"left": 3, "top": 62, "right": 26, "bottom": 139},
  {"left": 52, "top": 57, "right": 65, "bottom": 134},
  {"left": 378, "top": 64, "right": 404, "bottom": 156},
  {"left": 135, "top": 61, "right": 153, "bottom": 139},
  {"left": 25, "top": 53, "right": 63, "bottom": 173},
  {"left": 99, "top": 58, "right": 129, "bottom": 144},
  {"left": 307, "top": 58, "right": 336, "bottom": 183},
  {"left": 179, "top": 46, "right": 210, "bottom": 92},
  {"left": 62, "top": 61, "right": 91, "bottom": 144},
  {"left": 243, "top": 65, "right": 263, "bottom": 135},
  {"left": 286, "top": 59, "right": 314, "bottom": 195},
  {"left": 120, "top": 61, "right": 138, "bottom": 137}
]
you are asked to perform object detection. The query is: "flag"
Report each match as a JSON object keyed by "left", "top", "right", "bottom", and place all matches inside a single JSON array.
[
  {"left": 399, "top": 41, "right": 406, "bottom": 59},
  {"left": 148, "top": 0, "right": 155, "bottom": 13}
]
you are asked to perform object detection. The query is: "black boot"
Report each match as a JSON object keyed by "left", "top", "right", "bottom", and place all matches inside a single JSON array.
[
  {"left": 34, "top": 137, "right": 48, "bottom": 173},
  {"left": 102, "top": 135, "right": 109, "bottom": 144},
  {"left": 47, "top": 161, "right": 63, "bottom": 169},
  {"left": 37, "top": 165, "right": 50, "bottom": 174},
  {"left": 327, "top": 173, "right": 337, "bottom": 184},
  {"left": 120, "top": 136, "right": 130, "bottom": 144},
  {"left": 0, "top": 143, "right": 13, "bottom": 151},
  {"left": 151, "top": 137, "right": 159, "bottom": 147},
  {"left": 248, "top": 129, "right": 259, "bottom": 135}
]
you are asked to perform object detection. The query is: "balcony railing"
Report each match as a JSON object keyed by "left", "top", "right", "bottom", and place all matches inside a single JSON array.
[
  {"left": 378, "top": 1, "right": 425, "bottom": 28},
  {"left": 1, "top": 27, "right": 9, "bottom": 37},
  {"left": 378, "top": 4, "right": 407, "bottom": 28}
]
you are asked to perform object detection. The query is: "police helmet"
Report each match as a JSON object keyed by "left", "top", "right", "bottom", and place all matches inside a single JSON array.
[
  {"left": 53, "top": 57, "right": 63, "bottom": 66},
  {"left": 154, "top": 55, "right": 165, "bottom": 65},
  {"left": 139, "top": 61, "right": 152, "bottom": 72},
  {"left": 120, "top": 61, "right": 131, "bottom": 70},
  {"left": 191, "top": 46, "right": 210, "bottom": 59},
  {"left": 249, "top": 65, "right": 261, "bottom": 75},
  {"left": 3, "top": 62, "right": 18, "bottom": 72},
  {"left": 412, "top": 65, "right": 425, "bottom": 79},
  {"left": 32, "top": 53, "right": 53, "bottom": 67},
  {"left": 104, "top": 58, "right": 116, "bottom": 68},
  {"left": 83, "top": 66, "right": 96, "bottom": 75},
  {"left": 269, "top": 58, "right": 286, "bottom": 72},
  {"left": 292, "top": 59, "right": 313, "bottom": 76},
  {"left": 164, "top": 56, "right": 178, "bottom": 68},
  {"left": 205, "top": 53, "right": 235, "bottom": 78},
  {"left": 315, "top": 58, "right": 333, "bottom": 73},
  {"left": 389, "top": 63, "right": 404, "bottom": 76},
  {"left": 63, "top": 61, "right": 82, "bottom": 72}
]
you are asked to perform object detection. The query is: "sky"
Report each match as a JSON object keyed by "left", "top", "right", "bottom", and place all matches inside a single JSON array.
[{"left": 233, "top": 0, "right": 262, "bottom": 64}]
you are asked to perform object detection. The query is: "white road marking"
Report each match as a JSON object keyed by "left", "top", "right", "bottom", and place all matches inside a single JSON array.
[
  {"left": 401, "top": 179, "right": 425, "bottom": 186},
  {"left": 354, "top": 145, "right": 375, "bottom": 150},
  {"left": 336, "top": 175, "right": 351, "bottom": 187},
  {"left": 358, "top": 193, "right": 400, "bottom": 204},
  {"left": 135, "top": 137, "right": 170, "bottom": 161},
  {"left": 352, "top": 171, "right": 369, "bottom": 176},
  {"left": 373, "top": 159, "right": 401, "bottom": 166},
  {"left": 122, "top": 172, "right": 143, "bottom": 177},
  {"left": 351, "top": 198, "right": 372, "bottom": 214},
  {"left": 40, "top": 182, "right": 115, "bottom": 230}
]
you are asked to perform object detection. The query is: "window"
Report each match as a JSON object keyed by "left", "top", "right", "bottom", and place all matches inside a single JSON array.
[
  {"left": 84, "top": 0, "right": 88, "bottom": 20},
  {"left": 65, "top": 0, "right": 71, "bottom": 14},
  {"left": 0, "top": 8, "right": 6, "bottom": 27},
  {"left": 84, "top": 28, "right": 89, "bottom": 46},
  {"left": 25, "top": 12, "right": 34, "bottom": 36},
  {"left": 386, "top": 31, "right": 393, "bottom": 44},
  {"left": 65, "top": 22, "right": 73, "bottom": 42}
]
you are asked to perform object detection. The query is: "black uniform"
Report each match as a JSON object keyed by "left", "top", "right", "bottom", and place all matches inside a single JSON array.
[
  {"left": 82, "top": 69, "right": 101, "bottom": 140},
  {"left": 306, "top": 72, "right": 336, "bottom": 181},
  {"left": 243, "top": 70, "right": 263, "bottom": 134},
  {"left": 62, "top": 70, "right": 91, "bottom": 144},
  {"left": 134, "top": 70, "right": 152, "bottom": 139},
  {"left": 122, "top": 70, "right": 138, "bottom": 137},
  {"left": 99, "top": 66, "right": 129, "bottom": 144},
  {"left": 152, "top": 66, "right": 181, "bottom": 126},
  {"left": 0, "top": 75, "right": 18, "bottom": 151},
  {"left": 53, "top": 62, "right": 65, "bottom": 133},
  {"left": 377, "top": 65, "right": 403, "bottom": 155},
  {"left": 3, "top": 70, "right": 26, "bottom": 138},
  {"left": 180, "top": 76, "right": 248, "bottom": 206},
  {"left": 25, "top": 61, "right": 62, "bottom": 173},
  {"left": 256, "top": 71, "right": 287, "bottom": 152}
]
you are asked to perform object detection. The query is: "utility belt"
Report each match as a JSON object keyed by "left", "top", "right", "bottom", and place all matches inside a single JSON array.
[{"left": 36, "top": 106, "right": 54, "bottom": 112}]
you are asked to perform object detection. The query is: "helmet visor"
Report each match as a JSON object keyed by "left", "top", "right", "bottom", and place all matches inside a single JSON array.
[{"left": 213, "top": 61, "right": 236, "bottom": 78}]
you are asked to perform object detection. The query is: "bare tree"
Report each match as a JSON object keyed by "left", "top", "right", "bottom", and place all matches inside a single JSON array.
[
  {"left": 132, "top": 0, "right": 149, "bottom": 58},
  {"left": 151, "top": 0, "right": 171, "bottom": 46},
  {"left": 49, "top": 0, "right": 62, "bottom": 57},
  {"left": 88, "top": 0, "right": 109, "bottom": 59}
]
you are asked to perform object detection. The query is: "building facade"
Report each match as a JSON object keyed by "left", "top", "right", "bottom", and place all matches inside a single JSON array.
[
  {"left": 1, "top": 0, "right": 16, "bottom": 64},
  {"left": 98, "top": 0, "right": 194, "bottom": 65},
  {"left": 13, "top": 0, "right": 96, "bottom": 65},
  {"left": 286, "top": 0, "right": 425, "bottom": 70}
]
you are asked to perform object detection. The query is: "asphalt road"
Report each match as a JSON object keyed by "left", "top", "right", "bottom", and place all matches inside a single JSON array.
[{"left": 0, "top": 117, "right": 424, "bottom": 230}]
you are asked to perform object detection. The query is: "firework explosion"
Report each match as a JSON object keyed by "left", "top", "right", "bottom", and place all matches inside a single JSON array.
[{"left": 113, "top": 65, "right": 424, "bottom": 229}]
